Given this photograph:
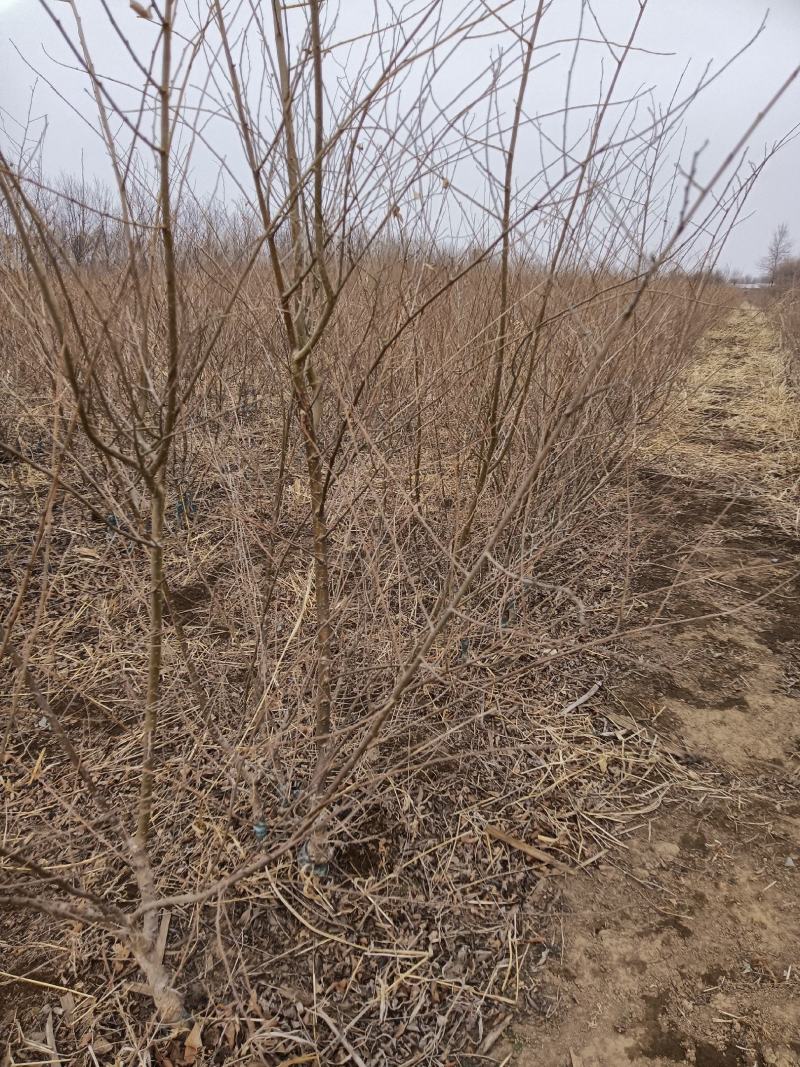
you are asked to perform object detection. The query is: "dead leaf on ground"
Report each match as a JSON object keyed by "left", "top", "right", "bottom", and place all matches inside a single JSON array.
[{"left": 183, "top": 1021, "right": 203, "bottom": 1065}]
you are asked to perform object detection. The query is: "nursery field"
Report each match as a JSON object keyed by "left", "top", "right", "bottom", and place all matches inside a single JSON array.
[{"left": 2, "top": 0, "right": 800, "bottom": 1063}]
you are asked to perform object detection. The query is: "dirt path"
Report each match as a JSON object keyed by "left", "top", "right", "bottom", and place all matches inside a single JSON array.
[{"left": 511, "top": 307, "right": 800, "bottom": 1067}]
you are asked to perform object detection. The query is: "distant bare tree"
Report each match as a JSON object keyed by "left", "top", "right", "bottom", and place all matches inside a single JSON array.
[{"left": 761, "top": 222, "right": 792, "bottom": 283}]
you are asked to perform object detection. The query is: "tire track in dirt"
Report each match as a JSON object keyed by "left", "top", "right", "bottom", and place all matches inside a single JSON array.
[{"left": 510, "top": 307, "right": 800, "bottom": 1067}]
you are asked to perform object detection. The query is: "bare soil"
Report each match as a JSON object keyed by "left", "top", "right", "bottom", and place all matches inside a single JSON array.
[{"left": 509, "top": 308, "right": 800, "bottom": 1067}]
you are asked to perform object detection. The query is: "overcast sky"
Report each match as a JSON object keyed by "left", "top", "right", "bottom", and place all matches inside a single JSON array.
[{"left": 1, "top": 0, "right": 798, "bottom": 274}]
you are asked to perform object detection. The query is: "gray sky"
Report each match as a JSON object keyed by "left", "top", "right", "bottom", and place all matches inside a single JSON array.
[{"left": 1, "top": 0, "right": 798, "bottom": 274}]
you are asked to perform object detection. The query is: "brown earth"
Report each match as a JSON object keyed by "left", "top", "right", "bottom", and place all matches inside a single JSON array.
[{"left": 509, "top": 307, "right": 800, "bottom": 1067}]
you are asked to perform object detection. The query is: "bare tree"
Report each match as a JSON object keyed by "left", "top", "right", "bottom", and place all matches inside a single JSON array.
[{"left": 761, "top": 221, "right": 792, "bottom": 283}]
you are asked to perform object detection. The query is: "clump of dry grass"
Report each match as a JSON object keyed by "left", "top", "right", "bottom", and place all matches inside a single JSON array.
[
  {"left": 775, "top": 283, "right": 800, "bottom": 386},
  {"left": 649, "top": 304, "right": 800, "bottom": 527}
]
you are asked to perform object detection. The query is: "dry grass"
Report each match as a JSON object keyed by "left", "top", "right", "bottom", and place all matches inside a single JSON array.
[
  {"left": 775, "top": 283, "right": 800, "bottom": 388},
  {"left": 647, "top": 304, "right": 800, "bottom": 529}
]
